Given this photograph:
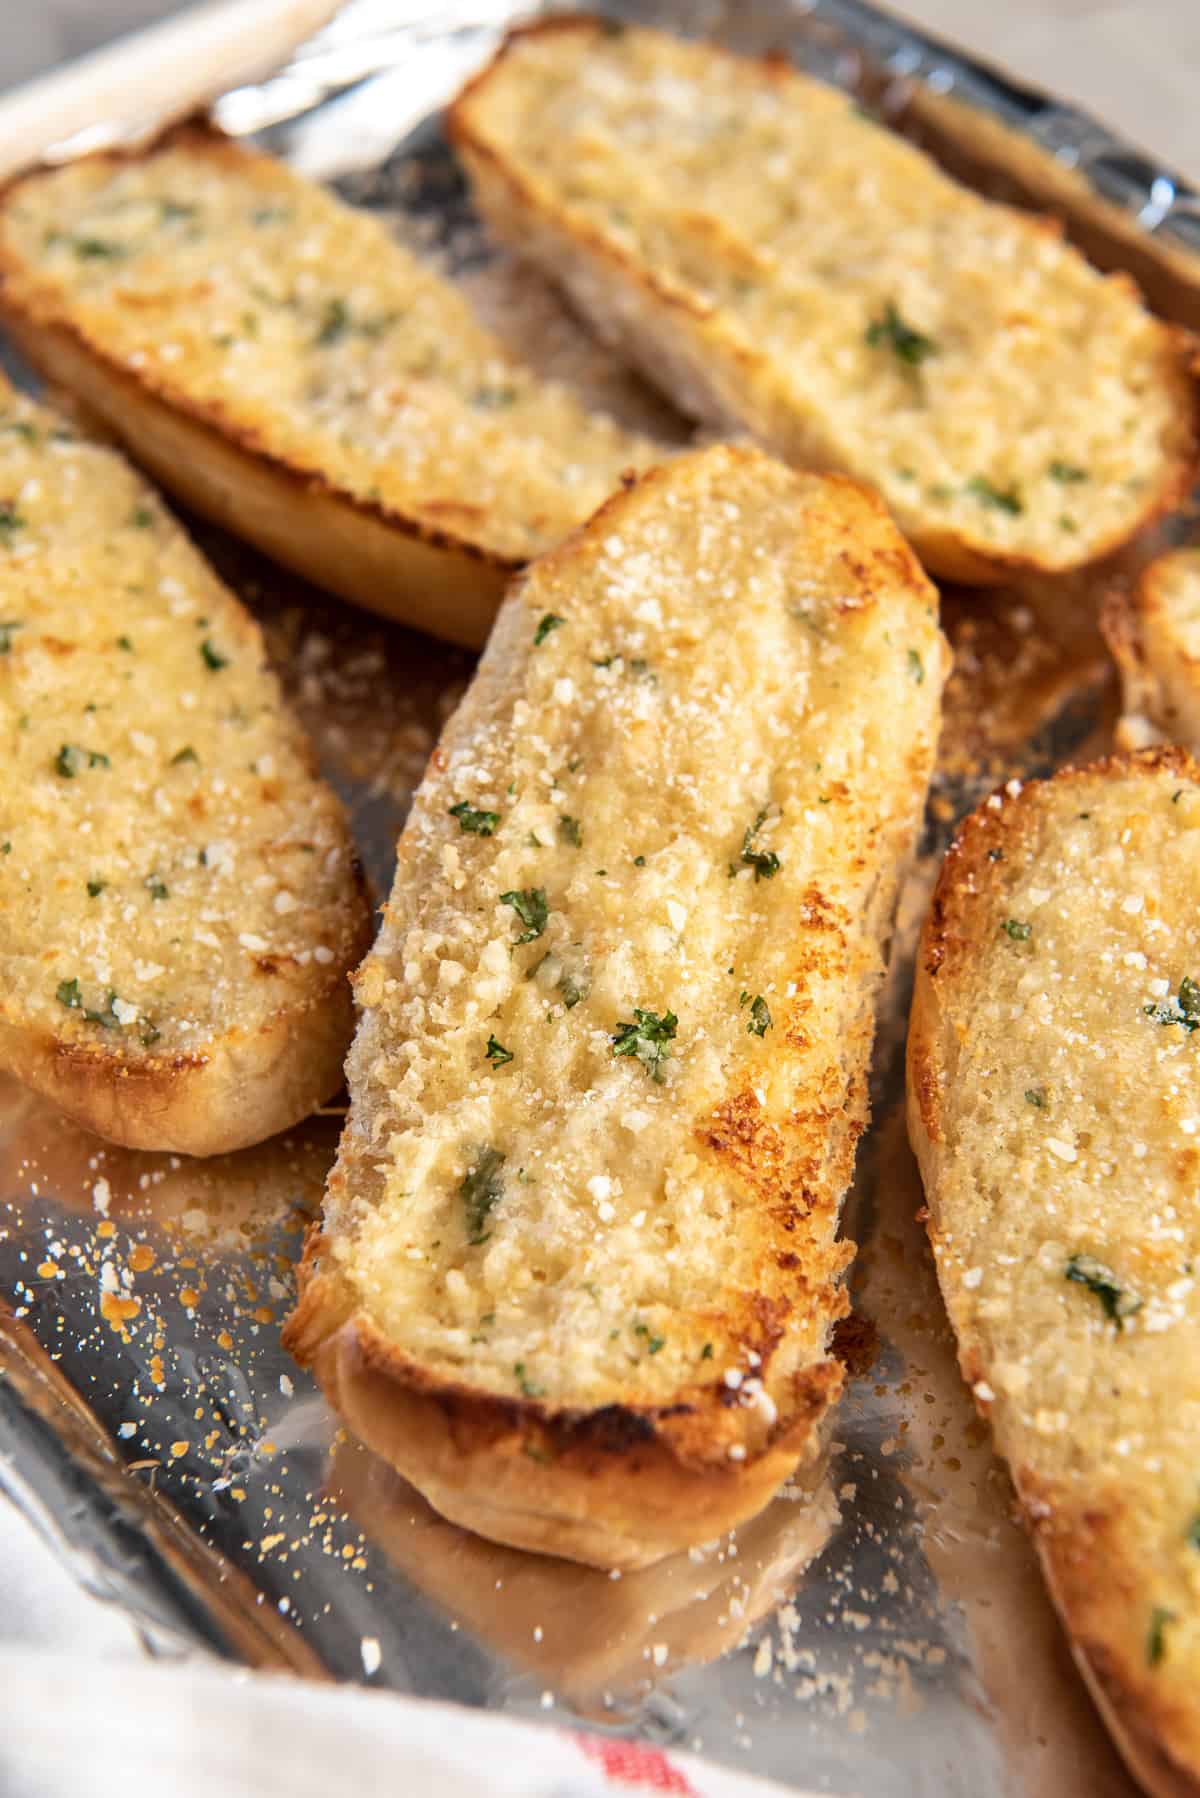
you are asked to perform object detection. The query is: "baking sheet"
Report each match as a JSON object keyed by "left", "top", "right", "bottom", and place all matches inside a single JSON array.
[{"left": 1, "top": 4, "right": 1194, "bottom": 1792}]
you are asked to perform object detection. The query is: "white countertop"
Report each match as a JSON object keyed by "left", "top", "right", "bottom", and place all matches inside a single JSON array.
[{"left": 890, "top": 0, "right": 1198, "bottom": 182}]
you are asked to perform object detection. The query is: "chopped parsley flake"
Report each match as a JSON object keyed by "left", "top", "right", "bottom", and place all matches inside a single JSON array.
[
  {"left": 1188, "top": 1512, "right": 1200, "bottom": 1552},
  {"left": 56, "top": 979, "right": 132, "bottom": 1031},
  {"left": 461, "top": 1145, "right": 505, "bottom": 1245},
  {"left": 199, "top": 639, "right": 228, "bottom": 672},
  {"left": 486, "top": 1034, "right": 513, "bottom": 1069},
  {"left": 0, "top": 502, "right": 26, "bottom": 545},
  {"left": 1001, "top": 919, "right": 1032, "bottom": 941},
  {"left": 701, "top": 1342, "right": 714, "bottom": 1360},
  {"left": 171, "top": 746, "right": 199, "bottom": 765},
  {"left": 1148, "top": 1607, "right": 1174, "bottom": 1667},
  {"left": 865, "top": 302, "right": 938, "bottom": 367},
  {"left": 558, "top": 968, "right": 590, "bottom": 1010},
  {"left": 633, "top": 854, "right": 646, "bottom": 867},
  {"left": 116, "top": 635, "right": 134, "bottom": 652},
  {"left": 144, "top": 876, "right": 169, "bottom": 901},
  {"left": 534, "top": 612, "right": 565, "bottom": 646},
  {"left": 513, "top": 1361, "right": 544, "bottom": 1398},
  {"left": 1049, "top": 461, "right": 1088, "bottom": 483},
  {"left": 967, "top": 475, "right": 1023, "bottom": 515},
  {"left": 73, "top": 236, "right": 125, "bottom": 260},
  {"left": 1065, "top": 1252, "right": 1141, "bottom": 1328},
  {"left": 747, "top": 995, "right": 771, "bottom": 1036},
  {"left": 611, "top": 1007, "right": 678, "bottom": 1082},
  {"left": 55, "top": 744, "right": 110, "bottom": 778},
  {"left": 130, "top": 507, "right": 154, "bottom": 528},
  {"left": 316, "top": 297, "right": 350, "bottom": 345},
  {"left": 473, "top": 386, "right": 518, "bottom": 409},
  {"left": 501, "top": 887, "right": 548, "bottom": 944},
  {"left": 1145, "top": 976, "right": 1200, "bottom": 1032},
  {"left": 1025, "top": 1087, "right": 1048, "bottom": 1108},
  {"left": 735, "top": 806, "right": 781, "bottom": 881},
  {"left": 86, "top": 880, "right": 105, "bottom": 898},
  {"left": 558, "top": 815, "right": 582, "bottom": 847},
  {"left": 907, "top": 648, "right": 924, "bottom": 685},
  {"left": 448, "top": 801, "right": 499, "bottom": 836},
  {"left": 0, "top": 619, "right": 21, "bottom": 652}
]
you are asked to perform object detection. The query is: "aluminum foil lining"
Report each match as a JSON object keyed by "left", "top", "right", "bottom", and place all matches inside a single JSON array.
[{"left": 3, "top": 6, "right": 1188, "bottom": 1794}]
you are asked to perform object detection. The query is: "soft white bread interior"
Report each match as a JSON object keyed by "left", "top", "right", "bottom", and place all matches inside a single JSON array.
[
  {"left": 286, "top": 443, "right": 947, "bottom": 1569},
  {"left": 0, "top": 125, "right": 663, "bottom": 649},
  {"left": 449, "top": 17, "right": 1197, "bottom": 585},
  {"left": 908, "top": 750, "right": 1200, "bottom": 1798},
  {"left": 0, "top": 378, "right": 372, "bottom": 1155}
]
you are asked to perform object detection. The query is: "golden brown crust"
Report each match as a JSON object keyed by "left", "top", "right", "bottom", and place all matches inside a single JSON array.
[
  {"left": 0, "top": 952, "right": 363, "bottom": 1157},
  {"left": 1102, "top": 550, "right": 1200, "bottom": 754},
  {"left": 0, "top": 306, "right": 512, "bottom": 651},
  {"left": 324, "top": 1428, "right": 838, "bottom": 1707},
  {"left": 914, "top": 746, "right": 1198, "bottom": 989},
  {"left": 0, "top": 124, "right": 513, "bottom": 650},
  {"left": 908, "top": 747, "right": 1200, "bottom": 1798},
  {"left": 0, "top": 122, "right": 652, "bottom": 650},
  {"left": 289, "top": 1234, "right": 842, "bottom": 1572},
  {"left": 1020, "top": 1472, "right": 1200, "bottom": 1798},
  {"left": 448, "top": 17, "right": 1200, "bottom": 587}
]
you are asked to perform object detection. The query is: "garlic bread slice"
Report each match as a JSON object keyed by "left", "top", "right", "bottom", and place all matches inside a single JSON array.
[
  {"left": 285, "top": 444, "right": 947, "bottom": 1569},
  {"left": 449, "top": 18, "right": 1197, "bottom": 585},
  {"left": 0, "top": 380, "right": 371, "bottom": 1155},
  {"left": 909, "top": 750, "right": 1200, "bottom": 1798},
  {"left": 1106, "top": 548, "right": 1200, "bottom": 753},
  {"left": 0, "top": 127, "right": 660, "bottom": 649}
]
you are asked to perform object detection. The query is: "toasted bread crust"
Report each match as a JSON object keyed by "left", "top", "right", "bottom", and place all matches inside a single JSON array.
[
  {"left": 0, "top": 380, "right": 372, "bottom": 1155},
  {"left": 0, "top": 124, "right": 656, "bottom": 650},
  {"left": 0, "top": 977, "right": 359, "bottom": 1158},
  {"left": 908, "top": 749, "right": 1200, "bottom": 1798},
  {"left": 0, "top": 306, "right": 512, "bottom": 651},
  {"left": 449, "top": 18, "right": 1199, "bottom": 585},
  {"left": 1104, "top": 549, "right": 1200, "bottom": 755},
  {"left": 285, "top": 445, "right": 946, "bottom": 1567},
  {"left": 296, "top": 1276, "right": 840, "bottom": 1571}
]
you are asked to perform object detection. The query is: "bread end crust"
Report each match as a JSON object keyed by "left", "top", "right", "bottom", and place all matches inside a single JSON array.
[
  {"left": 1024, "top": 1476, "right": 1200, "bottom": 1798},
  {"left": 0, "top": 949, "right": 366, "bottom": 1156},
  {"left": 285, "top": 1230, "right": 843, "bottom": 1571},
  {"left": 0, "top": 125, "right": 517, "bottom": 650}
]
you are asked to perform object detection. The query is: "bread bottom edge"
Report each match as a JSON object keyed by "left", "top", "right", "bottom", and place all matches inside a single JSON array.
[{"left": 307, "top": 1316, "right": 838, "bottom": 1572}]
